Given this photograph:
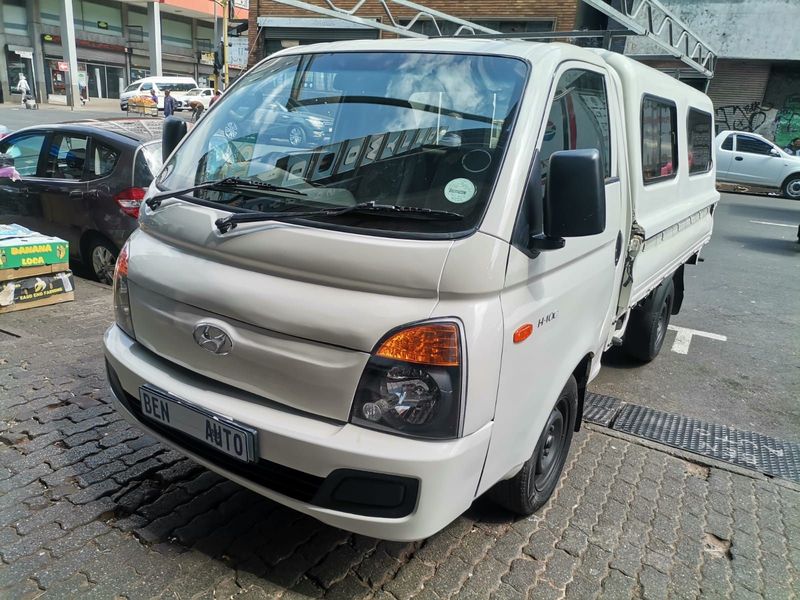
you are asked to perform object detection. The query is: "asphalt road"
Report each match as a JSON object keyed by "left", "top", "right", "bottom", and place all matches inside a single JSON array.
[
  {"left": 591, "top": 192, "right": 800, "bottom": 443},
  {"left": 0, "top": 102, "right": 190, "bottom": 132}
]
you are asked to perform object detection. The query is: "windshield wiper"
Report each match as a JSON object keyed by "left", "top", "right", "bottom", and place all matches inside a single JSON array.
[
  {"left": 215, "top": 201, "right": 463, "bottom": 234},
  {"left": 145, "top": 177, "right": 307, "bottom": 210}
]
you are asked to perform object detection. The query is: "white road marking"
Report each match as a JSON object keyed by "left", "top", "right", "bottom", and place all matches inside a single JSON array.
[
  {"left": 667, "top": 325, "right": 727, "bottom": 355},
  {"left": 749, "top": 220, "right": 796, "bottom": 228}
]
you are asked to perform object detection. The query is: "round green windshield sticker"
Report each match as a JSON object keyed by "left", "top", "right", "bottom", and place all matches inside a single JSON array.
[{"left": 444, "top": 178, "right": 476, "bottom": 204}]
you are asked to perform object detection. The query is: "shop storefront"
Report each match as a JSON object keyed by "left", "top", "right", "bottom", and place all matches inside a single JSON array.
[
  {"left": 41, "top": 34, "right": 126, "bottom": 100},
  {"left": 5, "top": 45, "right": 36, "bottom": 99}
]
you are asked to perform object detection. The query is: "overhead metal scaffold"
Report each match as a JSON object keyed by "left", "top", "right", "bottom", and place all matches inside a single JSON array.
[{"left": 268, "top": 0, "right": 717, "bottom": 79}]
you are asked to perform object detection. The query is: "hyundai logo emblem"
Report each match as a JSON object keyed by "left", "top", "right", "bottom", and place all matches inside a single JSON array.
[{"left": 192, "top": 323, "right": 233, "bottom": 355}]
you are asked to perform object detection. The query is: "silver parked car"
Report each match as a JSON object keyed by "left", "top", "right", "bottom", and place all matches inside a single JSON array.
[{"left": 715, "top": 130, "right": 800, "bottom": 199}]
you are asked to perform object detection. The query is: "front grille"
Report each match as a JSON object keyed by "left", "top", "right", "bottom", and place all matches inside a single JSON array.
[{"left": 107, "top": 362, "right": 324, "bottom": 503}]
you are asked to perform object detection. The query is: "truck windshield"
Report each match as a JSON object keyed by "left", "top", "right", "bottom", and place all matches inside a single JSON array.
[{"left": 157, "top": 51, "right": 527, "bottom": 236}]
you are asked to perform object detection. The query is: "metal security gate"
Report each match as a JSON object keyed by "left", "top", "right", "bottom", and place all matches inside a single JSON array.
[{"left": 706, "top": 60, "right": 771, "bottom": 107}]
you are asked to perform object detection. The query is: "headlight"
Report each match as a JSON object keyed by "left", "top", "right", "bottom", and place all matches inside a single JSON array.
[
  {"left": 350, "top": 322, "right": 463, "bottom": 439},
  {"left": 113, "top": 242, "right": 135, "bottom": 339}
]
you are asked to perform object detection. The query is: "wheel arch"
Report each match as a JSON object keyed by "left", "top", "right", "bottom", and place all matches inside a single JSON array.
[
  {"left": 79, "top": 230, "right": 118, "bottom": 263},
  {"left": 780, "top": 172, "right": 800, "bottom": 195},
  {"left": 572, "top": 353, "right": 593, "bottom": 432}
]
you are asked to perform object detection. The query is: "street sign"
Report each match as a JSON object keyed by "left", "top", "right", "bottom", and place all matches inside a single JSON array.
[
  {"left": 57, "top": 61, "right": 68, "bottom": 72},
  {"left": 200, "top": 52, "right": 215, "bottom": 66},
  {"left": 227, "top": 37, "right": 248, "bottom": 69}
]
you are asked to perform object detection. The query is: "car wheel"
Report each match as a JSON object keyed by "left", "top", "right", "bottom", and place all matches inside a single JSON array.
[
  {"left": 288, "top": 125, "right": 307, "bottom": 147},
  {"left": 782, "top": 175, "right": 800, "bottom": 200},
  {"left": 87, "top": 237, "right": 118, "bottom": 286},
  {"left": 623, "top": 278, "right": 674, "bottom": 362},
  {"left": 489, "top": 376, "right": 577, "bottom": 515}
]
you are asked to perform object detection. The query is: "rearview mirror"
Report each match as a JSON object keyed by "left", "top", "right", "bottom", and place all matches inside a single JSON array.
[
  {"left": 530, "top": 149, "right": 606, "bottom": 251},
  {"left": 162, "top": 116, "right": 187, "bottom": 161}
]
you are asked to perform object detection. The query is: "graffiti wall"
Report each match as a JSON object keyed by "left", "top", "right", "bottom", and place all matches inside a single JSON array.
[{"left": 715, "top": 95, "right": 800, "bottom": 148}]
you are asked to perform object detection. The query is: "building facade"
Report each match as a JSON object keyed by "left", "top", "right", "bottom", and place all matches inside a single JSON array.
[
  {"left": 0, "top": 0, "right": 248, "bottom": 104},
  {"left": 248, "top": 0, "right": 579, "bottom": 68}
]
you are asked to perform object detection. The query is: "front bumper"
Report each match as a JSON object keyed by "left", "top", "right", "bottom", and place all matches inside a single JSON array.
[{"left": 103, "top": 324, "right": 491, "bottom": 541}]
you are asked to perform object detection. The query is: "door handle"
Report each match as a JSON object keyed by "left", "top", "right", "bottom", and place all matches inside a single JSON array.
[
  {"left": 734, "top": 156, "right": 744, "bottom": 161},
  {"left": 69, "top": 190, "right": 84, "bottom": 199}
]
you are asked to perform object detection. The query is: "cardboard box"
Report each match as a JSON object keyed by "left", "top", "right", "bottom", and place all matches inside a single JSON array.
[
  {"left": 0, "top": 225, "right": 69, "bottom": 271},
  {"left": 0, "top": 262, "right": 70, "bottom": 283},
  {"left": 0, "top": 271, "right": 75, "bottom": 314}
]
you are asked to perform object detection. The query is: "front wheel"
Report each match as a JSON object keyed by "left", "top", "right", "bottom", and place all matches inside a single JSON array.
[
  {"left": 288, "top": 125, "right": 307, "bottom": 147},
  {"left": 489, "top": 376, "right": 577, "bottom": 515},
  {"left": 782, "top": 175, "right": 800, "bottom": 200}
]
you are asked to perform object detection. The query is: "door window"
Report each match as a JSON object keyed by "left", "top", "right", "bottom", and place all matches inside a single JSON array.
[
  {"left": 736, "top": 135, "right": 773, "bottom": 156},
  {"left": 540, "top": 69, "right": 612, "bottom": 178},
  {"left": 44, "top": 134, "right": 88, "bottom": 180},
  {"left": 721, "top": 134, "right": 734, "bottom": 151},
  {"left": 87, "top": 142, "right": 120, "bottom": 179},
  {"left": 641, "top": 96, "right": 677, "bottom": 183},
  {"left": 0, "top": 134, "right": 46, "bottom": 176},
  {"left": 141, "top": 83, "right": 153, "bottom": 91}
]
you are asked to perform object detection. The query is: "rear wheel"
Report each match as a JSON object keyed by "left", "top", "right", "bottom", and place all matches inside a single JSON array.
[
  {"left": 489, "top": 376, "right": 577, "bottom": 515},
  {"left": 782, "top": 175, "right": 800, "bottom": 200},
  {"left": 85, "top": 236, "right": 118, "bottom": 285},
  {"left": 623, "top": 278, "right": 674, "bottom": 362}
]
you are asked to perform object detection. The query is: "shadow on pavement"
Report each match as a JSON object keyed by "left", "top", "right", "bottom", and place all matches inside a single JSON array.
[
  {"left": 724, "top": 234, "right": 800, "bottom": 256},
  {"left": 725, "top": 202, "right": 800, "bottom": 224},
  {"left": 599, "top": 346, "right": 647, "bottom": 370}
]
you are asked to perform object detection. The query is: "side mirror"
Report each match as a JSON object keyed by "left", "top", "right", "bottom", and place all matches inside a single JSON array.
[
  {"left": 530, "top": 149, "right": 606, "bottom": 251},
  {"left": 162, "top": 116, "right": 187, "bottom": 162},
  {"left": 770, "top": 148, "right": 781, "bottom": 157}
]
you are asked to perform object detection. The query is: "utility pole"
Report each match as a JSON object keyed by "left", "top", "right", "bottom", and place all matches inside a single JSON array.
[{"left": 223, "top": 0, "right": 229, "bottom": 88}]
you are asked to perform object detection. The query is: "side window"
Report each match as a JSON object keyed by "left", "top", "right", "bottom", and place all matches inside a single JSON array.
[
  {"left": 736, "top": 135, "right": 773, "bottom": 156},
  {"left": 44, "top": 134, "right": 88, "bottom": 180},
  {"left": 687, "top": 108, "right": 713, "bottom": 174},
  {"left": 540, "top": 69, "right": 612, "bottom": 178},
  {"left": 87, "top": 141, "right": 120, "bottom": 180},
  {"left": 141, "top": 83, "right": 153, "bottom": 91},
  {"left": 721, "top": 135, "right": 734, "bottom": 151},
  {"left": 641, "top": 97, "right": 678, "bottom": 183},
  {"left": 0, "top": 134, "right": 46, "bottom": 176}
]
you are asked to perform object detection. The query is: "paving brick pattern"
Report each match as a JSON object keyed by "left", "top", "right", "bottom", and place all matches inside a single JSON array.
[{"left": 1, "top": 280, "right": 799, "bottom": 599}]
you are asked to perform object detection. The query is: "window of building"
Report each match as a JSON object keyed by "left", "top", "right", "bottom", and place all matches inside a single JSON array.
[
  {"left": 687, "top": 108, "right": 712, "bottom": 174},
  {"left": 44, "top": 134, "right": 88, "bottom": 180},
  {"left": 641, "top": 96, "right": 677, "bottom": 183},
  {"left": 540, "top": 69, "right": 612, "bottom": 178},
  {"left": 736, "top": 135, "right": 774, "bottom": 156},
  {"left": 87, "top": 142, "right": 119, "bottom": 179},
  {"left": 721, "top": 134, "right": 734, "bottom": 151}
]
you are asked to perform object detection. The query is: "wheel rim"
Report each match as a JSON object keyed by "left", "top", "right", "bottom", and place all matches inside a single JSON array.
[
  {"left": 289, "top": 127, "right": 304, "bottom": 146},
  {"left": 532, "top": 400, "right": 568, "bottom": 492},
  {"left": 92, "top": 246, "right": 116, "bottom": 285},
  {"left": 655, "top": 301, "right": 669, "bottom": 349},
  {"left": 786, "top": 179, "right": 800, "bottom": 199}
]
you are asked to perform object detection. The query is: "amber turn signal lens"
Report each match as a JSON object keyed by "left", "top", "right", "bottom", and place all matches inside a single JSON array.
[
  {"left": 114, "top": 243, "right": 129, "bottom": 279},
  {"left": 376, "top": 323, "right": 460, "bottom": 367},
  {"left": 513, "top": 323, "right": 533, "bottom": 344}
]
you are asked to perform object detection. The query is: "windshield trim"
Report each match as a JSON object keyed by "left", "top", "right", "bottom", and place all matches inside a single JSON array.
[{"left": 155, "top": 49, "right": 531, "bottom": 242}]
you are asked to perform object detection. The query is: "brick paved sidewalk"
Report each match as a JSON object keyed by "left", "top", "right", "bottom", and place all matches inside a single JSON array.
[{"left": 1, "top": 280, "right": 798, "bottom": 600}]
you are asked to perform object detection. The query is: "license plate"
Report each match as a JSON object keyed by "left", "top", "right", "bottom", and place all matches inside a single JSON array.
[{"left": 139, "top": 386, "right": 258, "bottom": 463}]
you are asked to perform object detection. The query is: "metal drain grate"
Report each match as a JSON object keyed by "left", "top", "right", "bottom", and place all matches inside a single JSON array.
[
  {"left": 583, "top": 393, "right": 622, "bottom": 426},
  {"left": 612, "top": 403, "right": 800, "bottom": 483}
]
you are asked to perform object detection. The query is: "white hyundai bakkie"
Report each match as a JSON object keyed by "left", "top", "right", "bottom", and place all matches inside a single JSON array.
[{"left": 104, "top": 37, "right": 718, "bottom": 541}]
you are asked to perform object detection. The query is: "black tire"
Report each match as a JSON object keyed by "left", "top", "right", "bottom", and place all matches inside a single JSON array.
[
  {"left": 782, "top": 175, "right": 800, "bottom": 200},
  {"left": 85, "top": 236, "right": 118, "bottom": 286},
  {"left": 489, "top": 376, "right": 577, "bottom": 515},
  {"left": 623, "top": 278, "right": 674, "bottom": 362}
]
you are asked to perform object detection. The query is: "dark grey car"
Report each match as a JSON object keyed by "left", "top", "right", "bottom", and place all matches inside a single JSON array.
[{"left": 0, "top": 119, "right": 162, "bottom": 284}]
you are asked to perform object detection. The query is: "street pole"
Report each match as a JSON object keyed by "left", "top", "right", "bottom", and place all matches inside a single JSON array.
[{"left": 223, "top": 0, "right": 229, "bottom": 89}]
